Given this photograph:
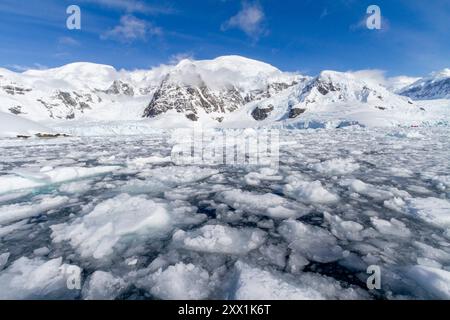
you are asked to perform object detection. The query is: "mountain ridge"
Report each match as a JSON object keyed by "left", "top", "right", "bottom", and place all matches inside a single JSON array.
[{"left": 0, "top": 56, "right": 448, "bottom": 128}]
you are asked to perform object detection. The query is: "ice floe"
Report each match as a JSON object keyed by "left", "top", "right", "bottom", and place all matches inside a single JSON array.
[
  {"left": 0, "top": 165, "right": 120, "bottom": 194},
  {"left": 0, "top": 195, "right": 69, "bottom": 225},
  {"left": 217, "top": 189, "right": 304, "bottom": 219},
  {"left": 279, "top": 220, "right": 343, "bottom": 263},
  {"left": 0, "top": 257, "right": 80, "bottom": 299},
  {"left": 82, "top": 271, "right": 126, "bottom": 300},
  {"left": 284, "top": 178, "right": 339, "bottom": 204},
  {"left": 51, "top": 193, "right": 206, "bottom": 260},
  {"left": 148, "top": 263, "right": 211, "bottom": 300},
  {"left": 311, "top": 158, "right": 360, "bottom": 176},
  {"left": 230, "top": 261, "right": 366, "bottom": 300},
  {"left": 172, "top": 224, "right": 267, "bottom": 255},
  {"left": 407, "top": 265, "right": 450, "bottom": 299},
  {"left": 405, "top": 198, "right": 450, "bottom": 230}
]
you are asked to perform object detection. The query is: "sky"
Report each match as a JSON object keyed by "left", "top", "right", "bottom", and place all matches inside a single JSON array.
[{"left": 0, "top": 0, "right": 448, "bottom": 77}]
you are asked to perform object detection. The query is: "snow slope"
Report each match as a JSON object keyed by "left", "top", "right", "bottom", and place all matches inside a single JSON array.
[
  {"left": 400, "top": 69, "right": 450, "bottom": 100},
  {"left": 0, "top": 111, "right": 54, "bottom": 137}
]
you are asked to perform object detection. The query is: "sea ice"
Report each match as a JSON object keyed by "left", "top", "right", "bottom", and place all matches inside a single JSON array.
[
  {"left": 0, "top": 165, "right": 120, "bottom": 194},
  {"left": 172, "top": 224, "right": 267, "bottom": 255},
  {"left": 279, "top": 220, "right": 344, "bottom": 263},
  {"left": 51, "top": 193, "right": 205, "bottom": 260},
  {"left": 311, "top": 158, "right": 360, "bottom": 176},
  {"left": 217, "top": 189, "right": 303, "bottom": 219},
  {"left": 407, "top": 265, "right": 450, "bottom": 299},
  {"left": 0, "top": 195, "right": 70, "bottom": 225},
  {"left": 149, "top": 263, "right": 211, "bottom": 300},
  {"left": 82, "top": 271, "right": 126, "bottom": 300},
  {"left": 405, "top": 198, "right": 450, "bottom": 229},
  {"left": 371, "top": 217, "right": 412, "bottom": 238},
  {"left": 230, "top": 261, "right": 365, "bottom": 300},
  {"left": 0, "top": 257, "right": 80, "bottom": 299},
  {"left": 283, "top": 178, "right": 339, "bottom": 204}
]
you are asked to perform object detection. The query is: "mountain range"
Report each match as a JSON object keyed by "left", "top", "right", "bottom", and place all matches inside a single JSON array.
[{"left": 0, "top": 55, "right": 449, "bottom": 130}]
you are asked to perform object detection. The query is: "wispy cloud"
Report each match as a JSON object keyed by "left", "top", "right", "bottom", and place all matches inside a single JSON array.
[
  {"left": 347, "top": 69, "right": 420, "bottom": 91},
  {"left": 101, "top": 15, "right": 162, "bottom": 43},
  {"left": 221, "top": 1, "right": 267, "bottom": 40},
  {"left": 7, "top": 63, "right": 48, "bottom": 72},
  {"left": 58, "top": 36, "right": 81, "bottom": 47},
  {"left": 169, "top": 52, "right": 195, "bottom": 64},
  {"left": 84, "top": 0, "right": 175, "bottom": 15}
]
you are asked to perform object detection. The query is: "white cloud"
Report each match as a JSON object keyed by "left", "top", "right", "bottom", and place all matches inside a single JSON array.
[
  {"left": 7, "top": 63, "right": 48, "bottom": 72},
  {"left": 58, "top": 36, "right": 80, "bottom": 47},
  {"left": 221, "top": 1, "right": 266, "bottom": 39},
  {"left": 348, "top": 69, "right": 421, "bottom": 92},
  {"left": 84, "top": 0, "right": 174, "bottom": 14},
  {"left": 169, "top": 52, "right": 195, "bottom": 64},
  {"left": 102, "top": 15, "right": 162, "bottom": 43}
]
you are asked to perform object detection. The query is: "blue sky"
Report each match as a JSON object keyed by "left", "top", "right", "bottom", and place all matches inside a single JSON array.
[{"left": 0, "top": 0, "right": 448, "bottom": 76}]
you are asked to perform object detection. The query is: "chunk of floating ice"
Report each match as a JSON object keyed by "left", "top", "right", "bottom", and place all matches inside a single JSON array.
[
  {"left": 216, "top": 189, "right": 304, "bottom": 219},
  {"left": 388, "top": 167, "right": 413, "bottom": 178},
  {"left": 311, "top": 158, "right": 360, "bottom": 176},
  {"left": 0, "top": 195, "right": 70, "bottom": 226},
  {"left": 389, "top": 130, "right": 424, "bottom": 139},
  {"left": 172, "top": 224, "right": 266, "bottom": 255},
  {"left": 82, "top": 271, "right": 126, "bottom": 300},
  {"left": 33, "top": 247, "right": 50, "bottom": 256},
  {"left": 371, "top": 217, "right": 412, "bottom": 238},
  {"left": 127, "top": 155, "right": 172, "bottom": 167},
  {"left": 138, "top": 166, "right": 219, "bottom": 186},
  {"left": 0, "top": 220, "right": 29, "bottom": 238},
  {"left": 149, "top": 263, "right": 211, "bottom": 300},
  {"left": 324, "top": 212, "right": 364, "bottom": 241},
  {"left": 340, "top": 179, "right": 393, "bottom": 200},
  {"left": 405, "top": 198, "right": 450, "bottom": 229},
  {"left": 0, "top": 191, "right": 31, "bottom": 204},
  {"left": 244, "top": 168, "right": 283, "bottom": 186},
  {"left": 413, "top": 241, "right": 450, "bottom": 265},
  {"left": 283, "top": 179, "right": 339, "bottom": 204},
  {"left": 0, "top": 257, "right": 80, "bottom": 299},
  {"left": 51, "top": 194, "right": 205, "bottom": 260},
  {"left": 0, "top": 252, "right": 10, "bottom": 270},
  {"left": 0, "top": 166, "right": 120, "bottom": 194},
  {"left": 230, "top": 261, "right": 366, "bottom": 300},
  {"left": 383, "top": 197, "right": 407, "bottom": 213},
  {"left": 407, "top": 265, "right": 450, "bottom": 299},
  {"left": 59, "top": 181, "right": 92, "bottom": 194},
  {"left": 279, "top": 220, "right": 343, "bottom": 263}
]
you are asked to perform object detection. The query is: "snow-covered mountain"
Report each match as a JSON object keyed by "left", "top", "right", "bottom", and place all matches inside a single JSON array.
[
  {"left": 0, "top": 56, "right": 448, "bottom": 130},
  {"left": 142, "top": 56, "right": 301, "bottom": 121},
  {"left": 0, "top": 111, "right": 55, "bottom": 137},
  {"left": 399, "top": 69, "right": 450, "bottom": 100},
  {"left": 0, "top": 62, "right": 168, "bottom": 121},
  {"left": 232, "top": 70, "right": 424, "bottom": 127}
]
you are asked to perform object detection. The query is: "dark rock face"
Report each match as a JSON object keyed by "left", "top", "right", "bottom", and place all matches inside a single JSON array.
[
  {"left": 143, "top": 76, "right": 247, "bottom": 120},
  {"left": 57, "top": 91, "right": 78, "bottom": 107},
  {"left": 105, "top": 80, "right": 135, "bottom": 96},
  {"left": 305, "top": 78, "right": 340, "bottom": 96},
  {"left": 288, "top": 108, "right": 306, "bottom": 119},
  {"left": 400, "top": 78, "right": 450, "bottom": 100},
  {"left": 244, "top": 81, "right": 298, "bottom": 103},
  {"left": 9, "top": 106, "right": 25, "bottom": 115},
  {"left": 2, "top": 85, "right": 32, "bottom": 95},
  {"left": 251, "top": 105, "right": 274, "bottom": 121},
  {"left": 143, "top": 76, "right": 299, "bottom": 121},
  {"left": 36, "top": 91, "right": 97, "bottom": 119}
]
